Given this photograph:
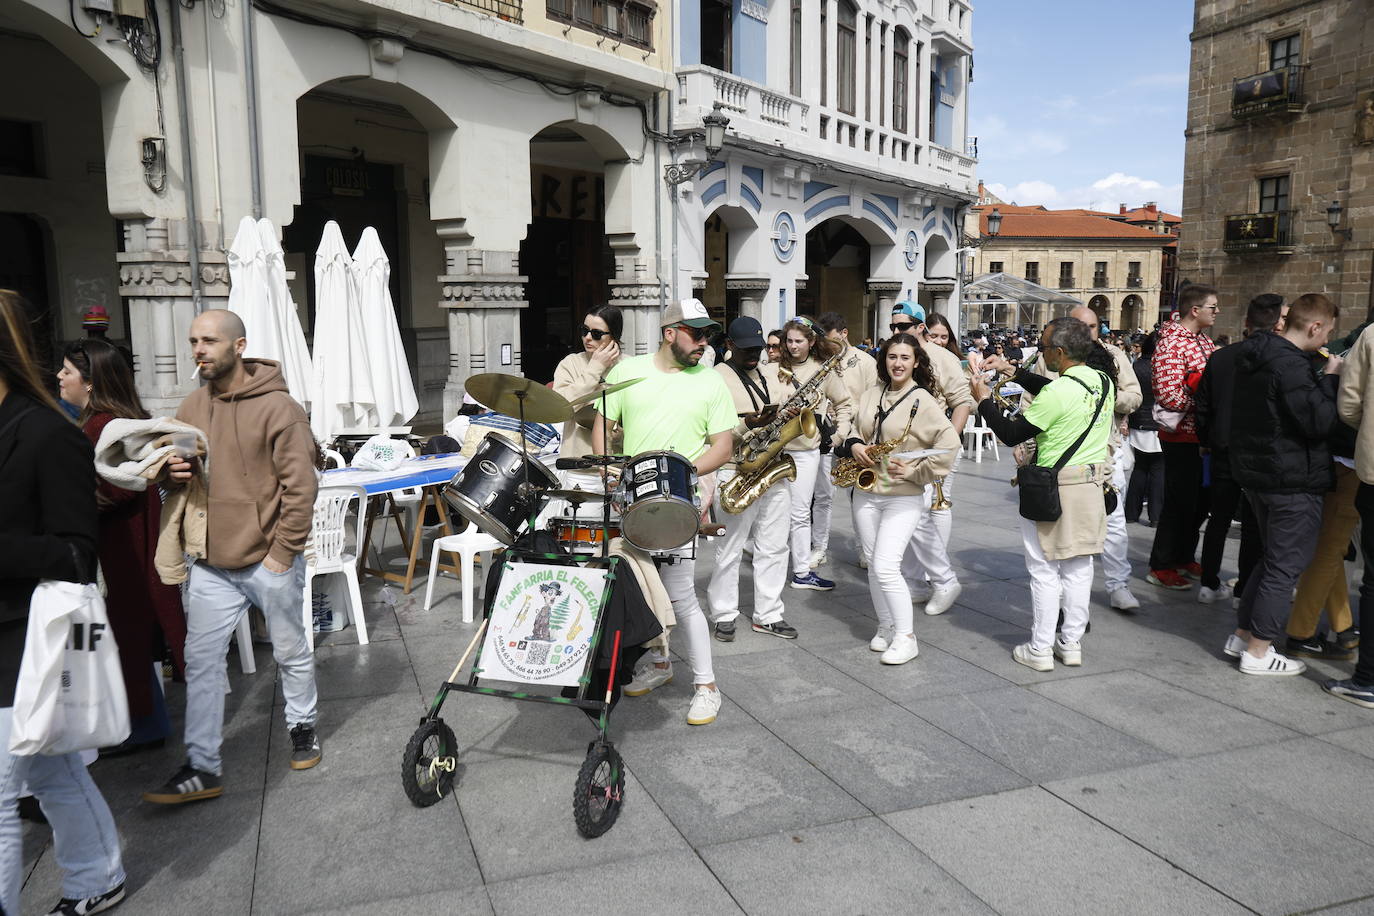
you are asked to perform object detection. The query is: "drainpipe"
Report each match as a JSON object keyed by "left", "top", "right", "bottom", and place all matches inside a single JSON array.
[
  {"left": 243, "top": 0, "right": 264, "bottom": 218},
  {"left": 169, "top": 1, "right": 204, "bottom": 312},
  {"left": 668, "top": 0, "right": 678, "bottom": 318},
  {"left": 654, "top": 91, "right": 666, "bottom": 323}
]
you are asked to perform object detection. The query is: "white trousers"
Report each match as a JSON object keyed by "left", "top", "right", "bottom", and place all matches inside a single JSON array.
[
  {"left": 1021, "top": 517, "right": 1093, "bottom": 651},
  {"left": 901, "top": 450, "right": 962, "bottom": 587},
  {"left": 708, "top": 469, "right": 790, "bottom": 624},
  {"left": 1101, "top": 458, "right": 1131, "bottom": 592},
  {"left": 656, "top": 554, "right": 715, "bottom": 685},
  {"left": 785, "top": 448, "right": 821, "bottom": 573},
  {"left": 853, "top": 491, "right": 926, "bottom": 637},
  {"left": 811, "top": 453, "right": 835, "bottom": 554}
]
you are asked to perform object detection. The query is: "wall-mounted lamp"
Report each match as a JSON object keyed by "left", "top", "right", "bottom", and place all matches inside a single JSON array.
[
  {"left": 664, "top": 103, "right": 731, "bottom": 186},
  {"left": 1327, "top": 200, "right": 1353, "bottom": 241}
]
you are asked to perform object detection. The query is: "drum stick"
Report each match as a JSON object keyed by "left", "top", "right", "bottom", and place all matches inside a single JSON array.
[
  {"left": 446, "top": 619, "right": 488, "bottom": 684},
  {"left": 603, "top": 630, "right": 623, "bottom": 707}
]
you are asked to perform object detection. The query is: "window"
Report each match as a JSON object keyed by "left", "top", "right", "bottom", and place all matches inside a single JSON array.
[
  {"left": 879, "top": 25, "right": 887, "bottom": 127},
  {"left": 820, "top": 1, "right": 827, "bottom": 105},
  {"left": 1269, "top": 34, "right": 1300, "bottom": 70},
  {"left": 1024, "top": 262, "right": 1039, "bottom": 284},
  {"left": 1127, "top": 261, "right": 1141, "bottom": 277},
  {"left": 928, "top": 53, "right": 940, "bottom": 140},
  {"left": 1093, "top": 261, "right": 1108, "bottom": 287},
  {"left": 864, "top": 17, "right": 872, "bottom": 121},
  {"left": 558, "top": 0, "right": 656, "bottom": 48},
  {"left": 837, "top": 0, "right": 857, "bottom": 114},
  {"left": 1258, "top": 175, "right": 1289, "bottom": 213},
  {"left": 893, "top": 29, "right": 909, "bottom": 133},
  {"left": 701, "top": 0, "right": 731, "bottom": 72},
  {"left": 988, "top": 261, "right": 1003, "bottom": 274},
  {"left": 790, "top": 0, "right": 802, "bottom": 96},
  {"left": 1058, "top": 261, "right": 1074, "bottom": 288}
]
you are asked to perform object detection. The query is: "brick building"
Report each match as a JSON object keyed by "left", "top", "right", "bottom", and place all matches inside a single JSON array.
[{"left": 1179, "top": 0, "right": 1374, "bottom": 340}]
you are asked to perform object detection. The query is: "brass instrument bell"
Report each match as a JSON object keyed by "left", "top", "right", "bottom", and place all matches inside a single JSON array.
[{"left": 931, "top": 477, "right": 953, "bottom": 511}]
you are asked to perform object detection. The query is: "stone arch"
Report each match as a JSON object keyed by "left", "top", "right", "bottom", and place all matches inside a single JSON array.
[{"left": 923, "top": 233, "right": 956, "bottom": 279}]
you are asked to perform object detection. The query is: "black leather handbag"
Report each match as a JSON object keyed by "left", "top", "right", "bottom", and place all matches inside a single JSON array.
[{"left": 1017, "top": 378, "right": 1108, "bottom": 523}]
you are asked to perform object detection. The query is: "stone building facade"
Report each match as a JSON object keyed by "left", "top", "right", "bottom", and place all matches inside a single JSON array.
[{"left": 1180, "top": 0, "right": 1374, "bottom": 340}]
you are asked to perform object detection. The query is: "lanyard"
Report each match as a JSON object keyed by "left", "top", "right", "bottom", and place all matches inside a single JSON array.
[
  {"left": 872, "top": 384, "right": 917, "bottom": 444},
  {"left": 729, "top": 364, "right": 771, "bottom": 412}
]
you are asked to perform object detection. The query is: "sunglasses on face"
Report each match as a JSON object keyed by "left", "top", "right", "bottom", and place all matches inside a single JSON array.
[
  {"left": 676, "top": 324, "right": 709, "bottom": 342},
  {"left": 889, "top": 321, "right": 916, "bottom": 332},
  {"left": 580, "top": 326, "right": 611, "bottom": 341}
]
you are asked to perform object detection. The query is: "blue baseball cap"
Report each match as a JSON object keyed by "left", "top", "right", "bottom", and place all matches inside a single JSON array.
[{"left": 892, "top": 301, "right": 926, "bottom": 323}]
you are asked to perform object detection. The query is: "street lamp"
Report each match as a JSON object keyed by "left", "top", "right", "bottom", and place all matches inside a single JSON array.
[
  {"left": 664, "top": 103, "right": 732, "bottom": 186},
  {"left": 986, "top": 207, "right": 1003, "bottom": 237},
  {"left": 1327, "top": 200, "right": 1353, "bottom": 241}
]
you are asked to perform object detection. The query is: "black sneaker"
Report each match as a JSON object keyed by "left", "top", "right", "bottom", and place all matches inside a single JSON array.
[
  {"left": 752, "top": 620, "right": 799, "bottom": 640},
  {"left": 1285, "top": 635, "right": 1355, "bottom": 661},
  {"left": 713, "top": 620, "right": 736, "bottom": 642},
  {"left": 290, "top": 723, "right": 322, "bottom": 770},
  {"left": 142, "top": 764, "right": 222, "bottom": 805},
  {"left": 1336, "top": 627, "right": 1360, "bottom": 651},
  {"left": 47, "top": 883, "right": 125, "bottom": 915}
]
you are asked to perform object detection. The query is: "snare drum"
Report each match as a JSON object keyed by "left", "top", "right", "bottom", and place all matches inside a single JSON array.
[
  {"left": 550, "top": 517, "right": 622, "bottom": 554},
  {"left": 442, "top": 432, "right": 558, "bottom": 543},
  {"left": 617, "top": 450, "right": 699, "bottom": 551}
]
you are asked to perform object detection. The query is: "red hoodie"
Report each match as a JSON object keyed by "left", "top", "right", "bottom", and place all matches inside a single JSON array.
[{"left": 1151, "top": 321, "right": 1217, "bottom": 444}]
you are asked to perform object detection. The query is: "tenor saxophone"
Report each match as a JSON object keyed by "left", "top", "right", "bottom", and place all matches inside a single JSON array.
[
  {"left": 831, "top": 399, "right": 918, "bottom": 492},
  {"left": 719, "top": 349, "right": 846, "bottom": 513}
]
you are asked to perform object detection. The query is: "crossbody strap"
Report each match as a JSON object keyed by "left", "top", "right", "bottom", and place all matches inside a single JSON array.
[{"left": 1052, "top": 372, "right": 1109, "bottom": 473}]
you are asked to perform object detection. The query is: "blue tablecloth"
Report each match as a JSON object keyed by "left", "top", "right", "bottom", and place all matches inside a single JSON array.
[{"left": 322, "top": 454, "right": 468, "bottom": 495}]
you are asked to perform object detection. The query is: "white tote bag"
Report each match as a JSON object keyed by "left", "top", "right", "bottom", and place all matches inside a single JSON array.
[{"left": 8, "top": 580, "right": 131, "bottom": 756}]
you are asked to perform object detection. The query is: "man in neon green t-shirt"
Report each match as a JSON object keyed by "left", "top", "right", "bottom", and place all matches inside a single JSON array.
[{"left": 591, "top": 298, "right": 735, "bottom": 726}]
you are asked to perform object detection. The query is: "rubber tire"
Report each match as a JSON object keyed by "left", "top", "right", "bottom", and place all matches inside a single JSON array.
[
  {"left": 401, "top": 719, "right": 458, "bottom": 807},
  {"left": 573, "top": 743, "right": 625, "bottom": 838}
]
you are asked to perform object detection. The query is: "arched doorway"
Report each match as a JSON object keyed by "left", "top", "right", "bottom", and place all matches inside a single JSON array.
[
  {"left": 701, "top": 204, "right": 759, "bottom": 328},
  {"left": 520, "top": 123, "right": 617, "bottom": 383},
  {"left": 1121, "top": 294, "right": 1143, "bottom": 332},
  {"left": 1088, "top": 294, "right": 1111, "bottom": 328}
]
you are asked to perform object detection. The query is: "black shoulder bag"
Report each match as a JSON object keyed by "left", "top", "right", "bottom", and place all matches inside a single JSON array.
[{"left": 1016, "top": 375, "right": 1108, "bottom": 522}]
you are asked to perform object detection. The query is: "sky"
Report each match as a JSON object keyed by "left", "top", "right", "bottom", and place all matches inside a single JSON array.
[{"left": 969, "top": 0, "right": 1193, "bottom": 215}]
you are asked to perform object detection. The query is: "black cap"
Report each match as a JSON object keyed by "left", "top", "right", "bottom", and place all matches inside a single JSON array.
[{"left": 726, "top": 316, "right": 765, "bottom": 348}]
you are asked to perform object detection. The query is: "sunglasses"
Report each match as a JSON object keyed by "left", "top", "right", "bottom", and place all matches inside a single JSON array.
[
  {"left": 675, "top": 324, "right": 710, "bottom": 341},
  {"left": 580, "top": 326, "right": 611, "bottom": 341},
  {"left": 889, "top": 321, "right": 917, "bottom": 332}
]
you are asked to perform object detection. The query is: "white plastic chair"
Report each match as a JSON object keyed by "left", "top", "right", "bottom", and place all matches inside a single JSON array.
[
  {"left": 304, "top": 485, "right": 370, "bottom": 650},
  {"left": 322, "top": 448, "right": 347, "bottom": 470},
  {"left": 962, "top": 415, "right": 1001, "bottom": 463},
  {"left": 423, "top": 522, "right": 504, "bottom": 624}
]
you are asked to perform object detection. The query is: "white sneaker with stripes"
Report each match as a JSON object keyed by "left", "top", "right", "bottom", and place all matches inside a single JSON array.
[{"left": 1238, "top": 646, "right": 1307, "bottom": 677}]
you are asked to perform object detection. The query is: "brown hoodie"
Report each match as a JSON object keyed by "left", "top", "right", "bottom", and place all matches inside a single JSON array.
[{"left": 175, "top": 359, "right": 318, "bottom": 570}]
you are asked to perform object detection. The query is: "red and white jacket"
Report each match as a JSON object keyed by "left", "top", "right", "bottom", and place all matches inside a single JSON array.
[{"left": 1151, "top": 321, "right": 1218, "bottom": 443}]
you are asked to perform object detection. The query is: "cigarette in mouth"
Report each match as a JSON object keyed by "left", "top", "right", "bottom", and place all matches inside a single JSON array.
[{"left": 190, "top": 365, "right": 200, "bottom": 380}]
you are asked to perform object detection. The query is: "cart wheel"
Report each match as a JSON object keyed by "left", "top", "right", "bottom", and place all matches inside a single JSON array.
[
  {"left": 401, "top": 719, "right": 458, "bottom": 807},
  {"left": 573, "top": 742, "right": 625, "bottom": 837}
]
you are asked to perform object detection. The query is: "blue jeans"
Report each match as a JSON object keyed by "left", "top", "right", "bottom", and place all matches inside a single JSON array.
[
  {"left": 183, "top": 557, "right": 316, "bottom": 775},
  {"left": 0, "top": 708, "right": 125, "bottom": 914}
]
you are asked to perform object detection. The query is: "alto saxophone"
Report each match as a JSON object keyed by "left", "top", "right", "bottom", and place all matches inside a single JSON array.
[
  {"left": 831, "top": 399, "right": 918, "bottom": 492},
  {"left": 719, "top": 349, "right": 846, "bottom": 513}
]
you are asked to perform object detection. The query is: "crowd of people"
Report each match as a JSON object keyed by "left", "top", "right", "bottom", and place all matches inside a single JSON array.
[{"left": 3, "top": 277, "right": 1373, "bottom": 913}]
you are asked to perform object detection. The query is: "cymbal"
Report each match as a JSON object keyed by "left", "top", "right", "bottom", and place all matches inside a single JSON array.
[
  {"left": 464, "top": 373, "right": 571, "bottom": 423},
  {"left": 544, "top": 488, "right": 608, "bottom": 504},
  {"left": 567, "top": 377, "right": 643, "bottom": 410}
]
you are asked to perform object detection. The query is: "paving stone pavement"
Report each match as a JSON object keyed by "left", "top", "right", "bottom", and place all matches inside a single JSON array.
[{"left": 18, "top": 454, "right": 1374, "bottom": 915}]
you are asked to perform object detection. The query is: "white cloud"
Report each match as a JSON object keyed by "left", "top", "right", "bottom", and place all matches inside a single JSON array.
[{"left": 985, "top": 173, "right": 1183, "bottom": 214}]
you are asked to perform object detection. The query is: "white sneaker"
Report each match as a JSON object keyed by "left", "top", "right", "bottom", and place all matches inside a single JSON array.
[
  {"left": 686, "top": 685, "right": 721, "bottom": 725},
  {"left": 1238, "top": 646, "right": 1307, "bottom": 677},
  {"left": 857, "top": 555, "right": 869, "bottom": 569},
  {"left": 1198, "top": 584, "right": 1233, "bottom": 605},
  {"left": 808, "top": 548, "right": 828, "bottom": 569},
  {"left": 1109, "top": 588, "right": 1140, "bottom": 611},
  {"left": 923, "top": 582, "right": 962, "bottom": 616},
  {"left": 869, "top": 627, "right": 894, "bottom": 652},
  {"left": 909, "top": 581, "right": 934, "bottom": 603},
  {"left": 624, "top": 663, "right": 673, "bottom": 697},
  {"left": 1222, "top": 634, "right": 1247, "bottom": 658},
  {"left": 880, "top": 634, "right": 920, "bottom": 665},
  {"left": 1012, "top": 643, "right": 1054, "bottom": 672},
  {"left": 1053, "top": 638, "right": 1082, "bottom": 667}
]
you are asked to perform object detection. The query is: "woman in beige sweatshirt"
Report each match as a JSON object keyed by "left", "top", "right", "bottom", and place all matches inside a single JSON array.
[{"left": 842, "top": 334, "right": 960, "bottom": 665}]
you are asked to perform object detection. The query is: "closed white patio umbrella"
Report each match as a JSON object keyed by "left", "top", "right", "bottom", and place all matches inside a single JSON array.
[
  {"left": 310, "top": 221, "right": 377, "bottom": 442},
  {"left": 257, "top": 217, "right": 314, "bottom": 409},
  {"left": 351, "top": 227, "right": 418, "bottom": 428}
]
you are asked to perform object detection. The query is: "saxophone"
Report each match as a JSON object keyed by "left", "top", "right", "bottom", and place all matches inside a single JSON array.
[
  {"left": 719, "top": 349, "right": 846, "bottom": 514},
  {"left": 831, "top": 398, "right": 918, "bottom": 492}
]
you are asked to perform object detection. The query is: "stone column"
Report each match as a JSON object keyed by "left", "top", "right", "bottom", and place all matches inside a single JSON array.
[
  {"left": 726, "top": 275, "right": 772, "bottom": 326},
  {"left": 436, "top": 220, "right": 527, "bottom": 420},
  {"left": 867, "top": 278, "right": 902, "bottom": 341},
  {"left": 119, "top": 218, "right": 228, "bottom": 416},
  {"left": 607, "top": 243, "right": 666, "bottom": 357}
]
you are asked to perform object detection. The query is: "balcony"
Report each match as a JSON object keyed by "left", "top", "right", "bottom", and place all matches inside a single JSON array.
[
  {"left": 440, "top": 0, "right": 523, "bottom": 23},
  {"left": 1126, "top": 276, "right": 1143, "bottom": 288},
  {"left": 1223, "top": 211, "right": 1295, "bottom": 253},
  {"left": 1092, "top": 276, "right": 1108, "bottom": 289},
  {"left": 1231, "top": 65, "right": 1305, "bottom": 119},
  {"left": 1058, "top": 277, "right": 1075, "bottom": 290},
  {"left": 932, "top": 145, "right": 977, "bottom": 183},
  {"left": 677, "top": 66, "right": 810, "bottom": 134},
  {"left": 546, "top": 0, "right": 655, "bottom": 48}
]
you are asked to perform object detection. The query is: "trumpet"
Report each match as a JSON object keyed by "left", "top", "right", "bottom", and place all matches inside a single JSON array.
[{"left": 931, "top": 477, "right": 952, "bottom": 510}]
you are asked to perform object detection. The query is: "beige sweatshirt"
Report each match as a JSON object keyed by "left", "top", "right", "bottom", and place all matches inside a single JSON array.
[
  {"left": 921, "top": 342, "right": 974, "bottom": 414},
  {"left": 552, "top": 351, "right": 621, "bottom": 458},
  {"left": 849, "top": 382, "right": 961, "bottom": 496},
  {"left": 779, "top": 355, "right": 854, "bottom": 452},
  {"left": 715, "top": 361, "right": 784, "bottom": 471}
]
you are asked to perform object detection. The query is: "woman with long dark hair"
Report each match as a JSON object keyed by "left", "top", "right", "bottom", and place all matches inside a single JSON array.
[
  {"left": 57, "top": 337, "right": 187, "bottom": 755},
  {"left": 778, "top": 316, "right": 852, "bottom": 591},
  {"left": 923, "top": 312, "right": 966, "bottom": 365},
  {"left": 0, "top": 291, "right": 126, "bottom": 915},
  {"left": 841, "top": 334, "right": 960, "bottom": 664}
]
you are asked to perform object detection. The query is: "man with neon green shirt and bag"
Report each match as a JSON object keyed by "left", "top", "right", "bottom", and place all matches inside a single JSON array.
[{"left": 591, "top": 299, "right": 736, "bottom": 725}]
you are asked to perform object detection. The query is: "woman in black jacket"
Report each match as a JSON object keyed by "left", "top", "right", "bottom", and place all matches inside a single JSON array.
[
  {"left": 0, "top": 290, "right": 127, "bottom": 916},
  {"left": 1125, "top": 332, "right": 1165, "bottom": 525}
]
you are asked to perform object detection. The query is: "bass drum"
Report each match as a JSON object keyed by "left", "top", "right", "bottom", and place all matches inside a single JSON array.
[
  {"left": 442, "top": 432, "right": 558, "bottom": 543},
  {"left": 616, "top": 450, "right": 699, "bottom": 551}
]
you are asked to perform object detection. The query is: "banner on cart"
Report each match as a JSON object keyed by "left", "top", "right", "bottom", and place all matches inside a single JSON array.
[{"left": 479, "top": 562, "right": 607, "bottom": 687}]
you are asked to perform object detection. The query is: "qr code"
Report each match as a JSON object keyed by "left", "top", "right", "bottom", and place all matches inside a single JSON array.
[{"left": 526, "top": 642, "right": 550, "bottom": 666}]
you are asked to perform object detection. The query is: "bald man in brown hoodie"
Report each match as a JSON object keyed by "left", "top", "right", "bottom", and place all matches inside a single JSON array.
[{"left": 144, "top": 309, "right": 321, "bottom": 805}]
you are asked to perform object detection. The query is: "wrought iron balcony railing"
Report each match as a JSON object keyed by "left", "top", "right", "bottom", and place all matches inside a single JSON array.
[
  {"left": 1231, "top": 65, "right": 1305, "bottom": 118},
  {"left": 439, "top": 0, "right": 523, "bottom": 23},
  {"left": 547, "top": 0, "right": 655, "bottom": 48},
  {"left": 1223, "top": 211, "right": 1295, "bottom": 252},
  {"left": 1126, "top": 275, "right": 1143, "bottom": 288}
]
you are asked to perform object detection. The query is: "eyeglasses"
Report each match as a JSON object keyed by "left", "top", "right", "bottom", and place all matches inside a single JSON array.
[
  {"left": 766, "top": 342, "right": 781, "bottom": 350},
  {"left": 580, "top": 325, "right": 611, "bottom": 341},
  {"left": 675, "top": 324, "right": 709, "bottom": 342},
  {"left": 889, "top": 321, "right": 916, "bottom": 333}
]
